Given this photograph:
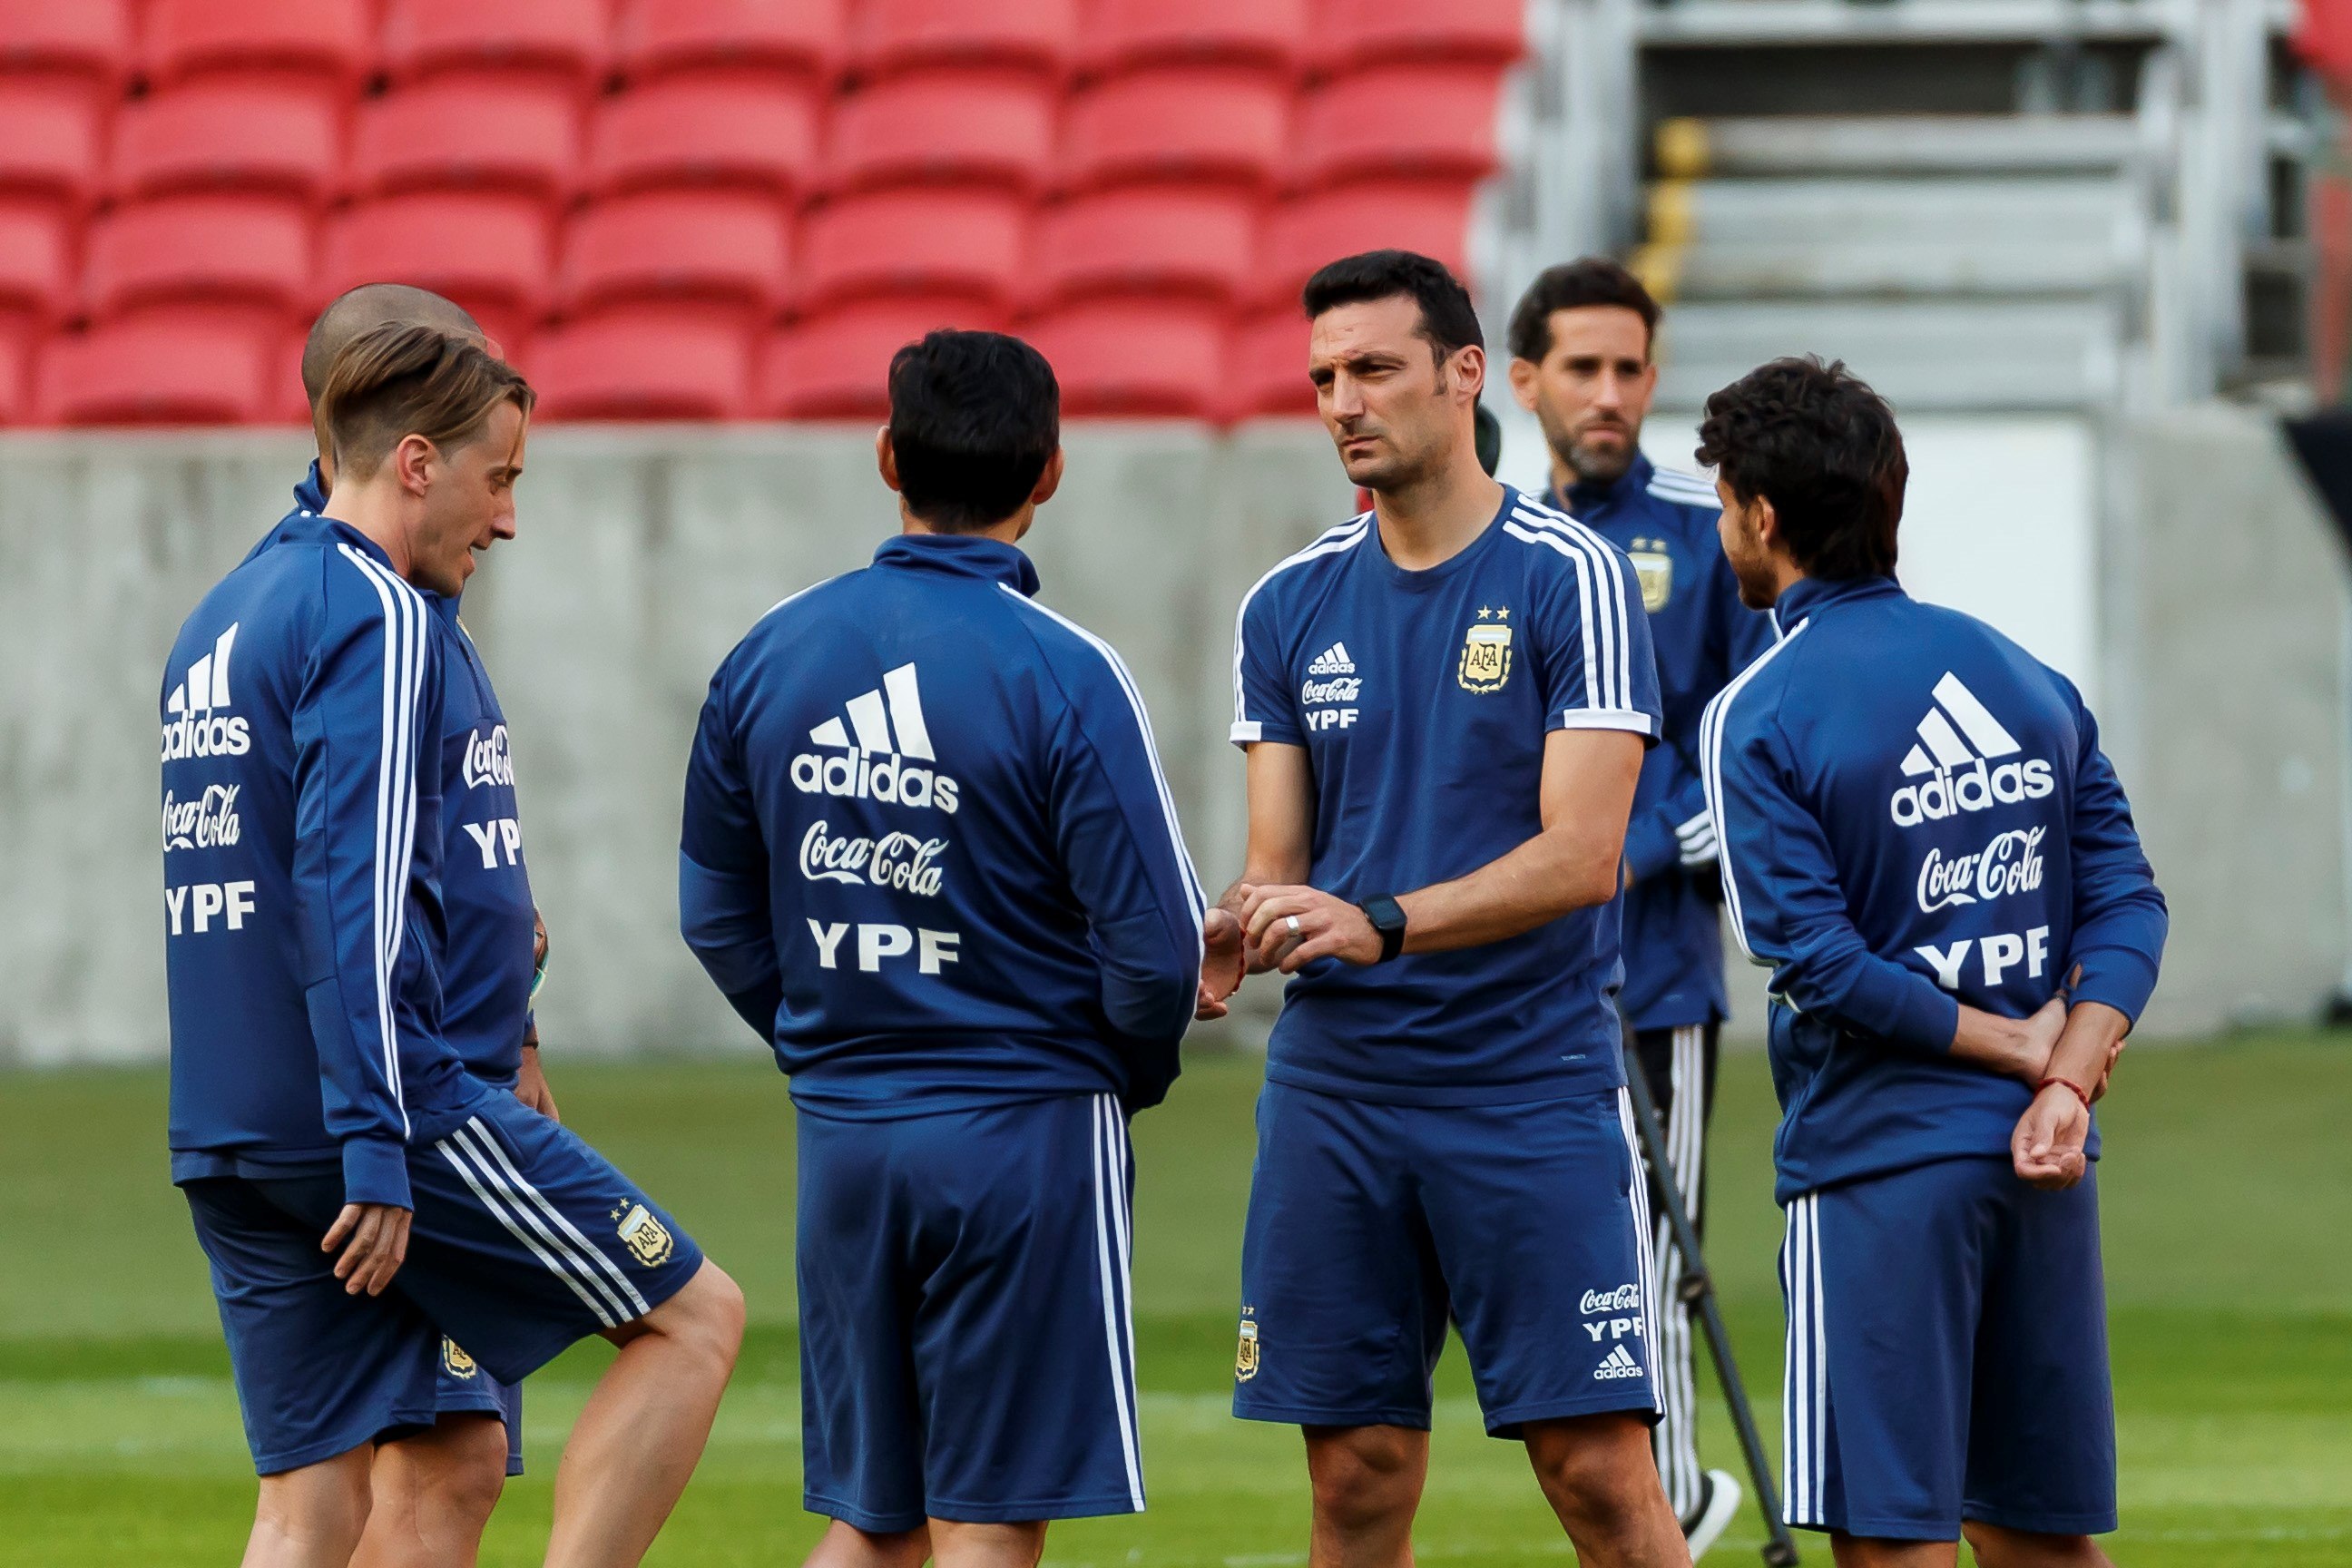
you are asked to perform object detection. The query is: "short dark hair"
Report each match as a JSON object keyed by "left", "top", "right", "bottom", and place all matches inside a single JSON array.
[
  {"left": 1694, "top": 357, "right": 1906, "bottom": 581},
  {"left": 1300, "top": 249, "right": 1483, "bottom": 362},
  {"left": 1506, "top": 259, "right": 1660, "bottom": 364},
  {"left": 887, "top": 330, "right": 1061, "bottom": 532},
  {"left": 317, "top": 323, "right": 533, "bottom": 483}
]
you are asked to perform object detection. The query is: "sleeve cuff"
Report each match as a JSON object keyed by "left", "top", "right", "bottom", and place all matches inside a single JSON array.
[
  {"left": 1230, "top": 720, "right": 1303, "bottom": 747},
  {"left": 1551, "top": 708, "right": 1660, "bottom": 739},
  {"left": 2067, "top": 946, "right": 2161, "bottom": 1026},
  {"left": 342, "top": 1136, "right": 412, "bottom": 1210}
]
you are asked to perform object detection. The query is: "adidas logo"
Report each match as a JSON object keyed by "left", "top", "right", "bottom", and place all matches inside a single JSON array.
[
  {"left": 1306, "top": 642, "right": 1356, "bottom": 676},
  {"left": 790, "top": 662, "right": 962, "bottom": 815},
  {"left": 161, "top": 623, "right": 251, "bottom": 761},
  {"left": 1593, "top": 1344, "right": 1645, "bottom": 1381},
  {"left": 1888, "top": 673, "right": 2053, "bottom": 829}
]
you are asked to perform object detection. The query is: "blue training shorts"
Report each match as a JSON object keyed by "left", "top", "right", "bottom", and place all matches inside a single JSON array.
[
  {"left": 1781, "top": 1157, "right": 2114, "bottom": 1541},
  {"left": 1233, "top": 1081, "right": 1662, "bottom": 1436},
  {"left": 436, "top": 1335, "right": 524, "bottom": 1477},
  {"left": 183, "top": 1092, "right": 703, "bottom": 1475},
  {"left": 796, "top": 1092, "right": 1146, "bottom": 1532}
]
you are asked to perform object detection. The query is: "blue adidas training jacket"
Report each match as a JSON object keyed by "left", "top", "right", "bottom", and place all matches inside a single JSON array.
[
  {"left": 1703, "top": 573, "right": 2168, "bottom": 1202},
  {"left": 679, "top": 533, "right": 1207, "bottom": 1117},
  {"left": 1563, "top": 454, "right": 1775, "bottom": 1031},
  {"left": 164, "top": 505, "right": 481, "bottom": 1210}
]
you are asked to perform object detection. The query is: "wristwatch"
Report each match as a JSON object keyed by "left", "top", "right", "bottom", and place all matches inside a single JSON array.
[{"left": 1358, "top": 896, "right": 1407, "bottom": 964}]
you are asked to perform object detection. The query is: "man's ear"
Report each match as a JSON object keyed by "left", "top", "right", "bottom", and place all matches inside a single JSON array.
[
  {"left": 875, "top": 426, "right": 902, "bottom": 495},
  {"left": 1452, "top": 344, "right": 1487, "bottom": 403},
  {"left": 1505, "top": 356, "right": 1541, "bottom": 414},
  {"left": 1030, "top": 446, "right": 1065, "bottom": 507},
  {"left": 393, "top": 434, "right": 436, "bottom": 496},
  {"left": 1751, "top": 494, "right": 1781, "bottom": 552}
]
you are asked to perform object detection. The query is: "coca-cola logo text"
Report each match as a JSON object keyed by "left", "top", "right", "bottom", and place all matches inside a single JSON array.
[
  {"left": 799, "top": 819, "right": 948, "bottom": 897},
  {"left": 1916, "top": 825, "right": 2045, "bottom": 913}
]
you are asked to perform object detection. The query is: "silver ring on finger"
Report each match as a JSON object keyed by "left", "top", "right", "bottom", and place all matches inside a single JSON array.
[{"left": 1285, "top": 915, "right": 1302, "bottom": 936}]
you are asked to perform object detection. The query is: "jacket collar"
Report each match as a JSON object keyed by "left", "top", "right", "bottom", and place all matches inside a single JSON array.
[
  {"left": 871, "top": 533, "right": 1042, "bottom": 597},
  {"left": 293, "top": 459, "right": 327, "bottom": 515},
  {"left": 1559, "top": 452, "right": 1653, "bottom": 518},
  {"left": 1772, "top": 573, "right": 1905, "bottom": 634}
]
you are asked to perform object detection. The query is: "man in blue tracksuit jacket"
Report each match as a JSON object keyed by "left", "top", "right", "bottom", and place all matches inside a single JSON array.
[
  {"left": 1698, "top": 358, "right": 2167, "bottom": 1566},
  {"left": 163, "top": 321, "right": 739, "bottom": 1568},
  {"left": 253, "top": 284, "right": 557, "bottom": 1563},
  {"left": 679, "top": 330, "right": 1206, "bottom": 1564},
  {"left": 1508, "top": 258, "right": 1775, "bottom": 1544}
]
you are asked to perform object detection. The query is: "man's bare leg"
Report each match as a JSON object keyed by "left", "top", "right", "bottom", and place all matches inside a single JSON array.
[
  {"left": 541, "top": 1259, "right": 747, "bottom": 1568},
  {"left": 1829, "top": 1536, "right": 1957, "bottom": 1568},
  {"left": 244, "top": 1446, "right": 373, "bottom": 1568},
  {"left": 1522, "top": 1413, "right": 1689, "bottom": 1568},
  {"left": 1303, "top": 1424, "right": 1430, "bottom": 1568},
  {"left": 932, "top": 1520, "right": 1049, "bottom": 1568},
  {"left": 801, "top": 1520, "right": 931, "bottom": 1568},
  {"left": 352, "top": 1413, "right": 509, "bottom": 1568},
  {"left": 1962, "top": 1523, "right": 2114, "bottom": 1568}
]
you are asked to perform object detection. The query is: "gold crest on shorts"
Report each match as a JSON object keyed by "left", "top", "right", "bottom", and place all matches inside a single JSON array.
[
  {"left": 1630, "top": 539, "right": 1674, "bottom": 612},
  {"left": 1458, "top": 607, "right": 1513, "bottom": 693},
  {"left": 442, "top": 1338, "right": 478, "bottom": 1380},
  {"left": 1235, "top": 1312, "right": 1260, "bottom": 1383},
  {"left": 613, "top": 1201, "right": 675, "bottom": 1267}
]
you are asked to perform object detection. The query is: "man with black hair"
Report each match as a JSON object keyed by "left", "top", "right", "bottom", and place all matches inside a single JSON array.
[
  {"left": 1208, "top": 250, "right": 1686, "bottom": 1567},
  {"left": 680, "top": 329, "right": 1213, "bottom": 1568},
  {"left": 1506, "top": 259, "right": 1771, "bottom": 1556},
  {"left": 1700, "top": 358, "right": 2167, "bottom": 1568}
]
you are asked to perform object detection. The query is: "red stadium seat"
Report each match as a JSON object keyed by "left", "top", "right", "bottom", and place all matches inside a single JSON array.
[
  {"left": 1312, "top": 0, "right": 1524, "bottom": 72},
  {"left": 1080, "top": 0, "right": 1306, "bottom": 75},
  {"left": 323, "top": 193, "right": 554, "bottom": 354},
  {"left": 1230, "top": 307, "right": 1315, "bottom": 417},
  {"left": 353, "top": 79, "right": 580, "bottom": 202},
  {"left": 0, "top": 201, "right": 74, "bottom": 324},
  {"left": 1298, "top": 65, "right": 1506, "bottom": 185},
  {"left": 534, "top": 304, "right": 752, "bottom": 419},
  {"left": 855, "top": 0, "right": 1075, "bottom": 81},
  {"left": 799, "top": 189, "right": 1027, "bottom": 312},
  {"left": 826, "top": 70, "right": 1055, "bottom": 196},
  {"left": 143, "top": 0, "right": 372, "bottom": 88},
  {"left": 1034, "top": 186, "right": 1257, "bottom": 306},
  {"left": 0, "top": 323, "right": 32, "bottom": 422},
  {"left": 587, "top": 72, "right": 822, "bottom": 197},
  {"left": 1024, "top": 299, "right": 1228, "bottom": 418},
  {"left": 0, "top": 0, "right": 131, "bottom": 94},
  {"left": 83, "top": 195, "right": 313, "bottom": 324},
  {"left": 262, "top": 320, "right": 311, "bottom": 423},
  {"left": 614, "top": 0, "right": 845, "bottom": 84},
  {"left": 1062, "top": 68, "right": 1289, "bottom": 193},
  {"left": 0, "top": 82, "right": 105, "bottom": 211},
  {"left": 763, "top": 296, "right": 1008, "bottom": 417},
  {"left": 38, "top": 313, "right": 270, "bottom": 424},
  {"left": 380, "top": 0, "right": 611, "bottom": 92},
  {"left": 562, "top": 191, "right": 789, "bottom": 320},
  {"left": 1259, "top": 179, "right": 1476, "bottom": 306},
  {"left": 113, "top": 83, "right": 342, "bottom": 204}
]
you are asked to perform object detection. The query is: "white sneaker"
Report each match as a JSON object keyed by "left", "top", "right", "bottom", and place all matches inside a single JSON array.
[{"left": 1683, "top": 1469, "right": 1743, "bottom": 1561}]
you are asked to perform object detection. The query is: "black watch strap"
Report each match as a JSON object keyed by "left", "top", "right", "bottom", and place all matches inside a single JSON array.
[{"left": 1359, "top": 896, "right": 1407, "bottom": 964}]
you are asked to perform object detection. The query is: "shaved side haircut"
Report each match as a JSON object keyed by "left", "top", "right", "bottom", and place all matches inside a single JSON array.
[
  {"left": 316, "top": 323, "right": 534, "bottom": 484},
  {"left": 301, "top": 283, "right": 485, "bottom": 409}
]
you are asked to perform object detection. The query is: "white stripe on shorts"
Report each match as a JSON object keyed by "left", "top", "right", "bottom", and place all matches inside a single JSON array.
[{"left": 1091, "top": 1094, "right": 1145, "bottom": 1510}]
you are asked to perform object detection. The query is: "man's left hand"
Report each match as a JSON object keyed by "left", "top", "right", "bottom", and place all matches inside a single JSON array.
[
  {"left": 2011, "top": 1080, "right": 2089, "bottom": 1190},
  {"left": 515, "top": 1038, "right": 560, "bottom": 1122},
  {"left": 1241, "top": 885, "right": 1381, "bottom": 973}
]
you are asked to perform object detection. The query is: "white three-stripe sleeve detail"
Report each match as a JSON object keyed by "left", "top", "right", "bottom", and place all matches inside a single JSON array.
[
  {"left": 1508, "top": 500, "right": 1638, "bottom": 713},
  {"left": 1228, "top": 518, "right": 1369, "bottom": 741},
  {"left": 1701, "top": 619, "right": 1808, "bottom": 965},
  {"left": 437, "top": 1134, "right": 619, "bottom": 1328},
  {"left": 461, "top": 1118, "right": 652, "bottom": 1319},
  {"left": 1092, "top": 1096, "right": 1145, "bottom": 1509}
]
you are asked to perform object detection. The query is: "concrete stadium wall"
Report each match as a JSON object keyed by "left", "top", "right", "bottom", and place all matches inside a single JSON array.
[{"left": 0, "top": 411, "right": 2340, "bottom": 1063}]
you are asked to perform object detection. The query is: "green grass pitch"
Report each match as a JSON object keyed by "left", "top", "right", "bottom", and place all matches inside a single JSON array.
[{"left": 5, "top": 1032, "right": 2348, "bottom": 1566}]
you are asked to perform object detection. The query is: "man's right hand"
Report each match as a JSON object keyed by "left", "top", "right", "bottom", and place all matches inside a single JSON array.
[
  {"left": 322, "top": 1202, "right": 413, "bottom": 1297},
  {"left": 1196, "top": 906, "right": 1247, "bottom": 1021}
]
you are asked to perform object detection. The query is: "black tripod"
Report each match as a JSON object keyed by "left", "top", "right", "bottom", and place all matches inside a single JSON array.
[{"left": 1622, "top": 1042, "right": 1801, "bottom": 1566}]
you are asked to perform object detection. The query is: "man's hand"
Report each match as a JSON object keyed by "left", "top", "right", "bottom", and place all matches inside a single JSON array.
[
  {"left": 322, "top": 1202, "right": 413, "bottom": 1297},
  {"left": 2011, "top": 1080, "right": 2091, "bottom": 1190},
  {"left": 1953, "top": 993, "right": 2069, "bottom": 1082},
  {"left": 1242, "top": 884, "right": 1381, "bottom": 973},
  {"left": 2092, "top": 1033, "right": 2125, "bottom": 1102},
  {"left": 1196, "top": 907, "right": 1248, "bottom": 1021},
  {"left": 531, "top": 907, "right": 551, "bottom": 1002},
  {"left": 514, "top": 1037, "right": 560, "bottom": 1122}
]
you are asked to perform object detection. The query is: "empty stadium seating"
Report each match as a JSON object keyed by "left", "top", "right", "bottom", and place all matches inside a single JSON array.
[{"left": 0, "top": 0, "right": 1521, "bottom": 425}]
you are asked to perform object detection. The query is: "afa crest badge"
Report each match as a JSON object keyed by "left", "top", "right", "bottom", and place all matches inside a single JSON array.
[
  {"left": 442, "top": 1338, "right": 478, "bottom": 1380},
  {"left": 1629, "top": 538, "right": 1674, "bottom": 612},
  {"left": 613, "top": 1201, "right": 676, "bottom": 1268},
  {"left": 1235, "top": 1313, "right": 1261, "bottom": 1383},
  {"left": 1458, "top": 606, "right": 1513, "bottom": 693}
]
